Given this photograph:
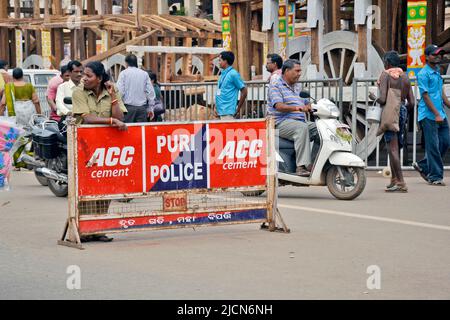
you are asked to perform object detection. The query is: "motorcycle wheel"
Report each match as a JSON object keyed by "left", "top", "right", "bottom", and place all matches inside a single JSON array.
[
  {"left": 241, "top": 190, "right": 265, "bottom": 197},
  {"left": 326, "top": 166, "right": 366, "bottom": 201},
  {"left": 47, "top": 159, "right": 68, "bottom": 197},
  {"left": 34, "top": 170, "right": 49, "bottom": 186}
]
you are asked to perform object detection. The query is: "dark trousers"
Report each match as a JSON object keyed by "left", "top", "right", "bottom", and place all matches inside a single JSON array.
[
  {"left": 417, "top": 118, "right": 450, "bottom": 182},
  {"left": 124, "top": 104, "right": 148, "bottom": 123}
]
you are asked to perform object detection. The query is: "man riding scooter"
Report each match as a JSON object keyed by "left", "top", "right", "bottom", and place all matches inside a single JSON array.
[{"left": 267, "top": 59, "right": 319, "bottom": 177}]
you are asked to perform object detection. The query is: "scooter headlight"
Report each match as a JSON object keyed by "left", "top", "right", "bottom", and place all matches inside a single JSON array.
[{"left": 336, "top": 126, "right": 352, "bottom": 142}]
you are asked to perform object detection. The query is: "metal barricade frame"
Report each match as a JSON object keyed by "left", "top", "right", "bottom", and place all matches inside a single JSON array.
[{"left": 59, "top": 118, "right": 287, "bottom": 250}]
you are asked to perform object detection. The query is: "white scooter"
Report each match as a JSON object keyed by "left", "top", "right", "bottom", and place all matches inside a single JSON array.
[{"left": 275, "top": 93, "right": 366, "bottom": 200}]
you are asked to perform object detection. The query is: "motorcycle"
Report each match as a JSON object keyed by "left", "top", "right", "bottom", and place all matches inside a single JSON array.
[
  {"left": 30, "top": 99, "right": 71, "bottom": 197},
  {"left": 244, "top": 93, "right": 366, "bottom": 201},
  {"left": 15, "top": 114, "right": 49, "bottom": 186}
]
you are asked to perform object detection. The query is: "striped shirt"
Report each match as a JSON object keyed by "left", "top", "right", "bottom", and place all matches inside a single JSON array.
[{"left": 268, "top": 76, "right": 307, "bottom": 124}]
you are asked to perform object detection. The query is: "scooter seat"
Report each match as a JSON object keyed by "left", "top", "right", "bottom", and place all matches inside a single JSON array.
[{"left": 277, "top": 136, "right": 295, "bottom": 150}]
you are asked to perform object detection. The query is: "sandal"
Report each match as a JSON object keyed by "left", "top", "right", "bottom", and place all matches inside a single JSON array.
[
  {"left": 385, "top": 184, "right": 408, "bottom": 193},
  {"left": 92, "top": 235, "right": 114, "bottom": 242},
  {"left": 80, "top": 234, "right": 113, "bottom": 242},
  {"left": 386, "top": 178, "right": 398, "bottom": 189}
]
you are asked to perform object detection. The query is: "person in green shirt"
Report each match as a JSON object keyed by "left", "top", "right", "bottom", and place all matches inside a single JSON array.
[
  {"left": 0, "top": 68, "right": 41, "bottom": 120},
  {"left": 72, "top": 61, "right": 128, "bottom": 242},
  {"left": 72, "top": 61, "right": 127, "bottom": 130}
]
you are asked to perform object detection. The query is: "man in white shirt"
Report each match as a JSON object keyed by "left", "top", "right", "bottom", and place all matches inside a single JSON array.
[
  {"left": 117, "top": 54, "right": 155, "bottom": 123},
  {"left": 56, "top": 60, "right": 83, "bottom": 117}
]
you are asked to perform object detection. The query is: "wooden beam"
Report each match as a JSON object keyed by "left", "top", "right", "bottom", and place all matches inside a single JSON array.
[
  {"left": 0, "top": 0, "right": 9, "bottom": 62},
  {"left": 74, "top": 0, "right": 86, "bottom": 61},
  {"left": 230, "top": 2, "right": 251, "bottom": 80},
  {"left": 251, "top": 11, "right": 262, "bottom": 76},
  {"left": 126, "top": 46, "right": 224, "bottom": 54},
  {"left": 101, "top": 0, "right": 113, "bottom": 15},
  {"left": 14, "top": 0, "right": 20, "bottom": 18},
  {"left": 251, "top": 30, "right": 267, "bottom": 44},
  {"left": 82, "top": 30, "right": 158, "bottom": 64},
  {"left": 437, "top": 28, "right": 450, "bottom": 47},
  {"left": 160, "top": 37, "right": 171, "bottom": 82},
  {"left": 142, "top": 0, "right": 158, "bottom": 15},
  {"left": 357, "top": 24, "right": 367, "bottom": 65},
  {"left": 329, "top": 0, "right": 341, "bottom": 32},
  {"left": 87, "top": 0, "right": 96, "bottom": 58},
  {"left": 200, "top": 38, "right": 214, "bottom": 77},
  {"left": 182, "top": 37, "right": 192, "bottom": 75},
  {"left": 33, "top": 0, "right": 42, "bottom": 55},
  {"left": 310, "top": 27, "right": 320, "bottom": 66},
  {"left": 44, "top": 0, "right": 50, "bottom": 23},
  {"left": 52, "top": 0, "right": 64, "bottom": 66},
  {"left": 122, "top": 0, "right": 130, "bottom": 14}
]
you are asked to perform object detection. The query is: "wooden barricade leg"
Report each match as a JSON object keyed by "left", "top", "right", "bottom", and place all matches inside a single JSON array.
[
  {"left": 262, "top": 117, "right": 290, "bottom": 233},
  {"left": 58, "top": 123, "right": 84, "bottom": 250}
]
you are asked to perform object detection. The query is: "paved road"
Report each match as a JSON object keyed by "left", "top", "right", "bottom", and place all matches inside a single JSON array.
[{"left": 1, "top": 171, "right": 449, "bottom": 299}]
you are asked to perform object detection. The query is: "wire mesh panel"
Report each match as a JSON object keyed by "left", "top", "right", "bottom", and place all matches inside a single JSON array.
[{"left": 160, "top": 78, "right": 343, "bottom": 122}]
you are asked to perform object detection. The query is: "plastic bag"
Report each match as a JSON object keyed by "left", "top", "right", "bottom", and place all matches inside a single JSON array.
[
  {"left": 0, "top": 151, "right": 12, "bottom": 191},
  {"left": 0, "top": 118, "right": 24, "bottom": 152},
  {"left": 0, "top": 118, "right": 25, "bottom": 191}
]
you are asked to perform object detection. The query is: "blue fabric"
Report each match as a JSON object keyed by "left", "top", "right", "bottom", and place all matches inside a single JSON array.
[
  {"left": 215, "top": 66, "right": 245, "bottom": 116},
  {"left": 417, "top": 117, "right": 450, "bottom": 182},
  {"left": 267, "top": 77, "right": 307, "bottom": 125},
  {"left": 384, "top": 104, "right": 408, "bottom": 148},
  {"left": 417, "top": 64, "right": 446, "bottom": 122}
]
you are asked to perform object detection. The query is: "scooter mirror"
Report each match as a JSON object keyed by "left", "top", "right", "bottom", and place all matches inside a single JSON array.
[{"left": 299, "top": 91, "right": 311, "bottom": 99}]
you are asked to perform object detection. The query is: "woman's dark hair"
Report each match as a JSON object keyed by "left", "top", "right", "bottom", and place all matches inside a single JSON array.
[
  {"left": 384, "top": 51, "right": 400, "bottom": 68},
  {"left": 147, "top": 71, "right": 158, "bottom": 85},
  {"left": 12, "top": 68, "right": 23, "bottom": 80},
  {"left": 220, "top": 51, "right": 235, "bottom": 66},
  {"left": 85, "top": 61, "right": 110, "bottom": 89}
]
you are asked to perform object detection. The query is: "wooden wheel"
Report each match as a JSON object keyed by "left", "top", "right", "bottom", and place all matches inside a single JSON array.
[{"left": 300, "top": 31, "right": 385, "bottom": 159}]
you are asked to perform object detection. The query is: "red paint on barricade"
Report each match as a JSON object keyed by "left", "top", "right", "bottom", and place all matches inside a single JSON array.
[
  {"left": 77, "top": 126, "right": 143, "bottom": 196},
  {"left": 209, "top": 121, "right": 267, "bottom": 188},
  {"left": 79, "top": 208, "right": 268, "bottom": 234},
  {"left": 76, "top": 121, "right": 267, "bottom": 197}
]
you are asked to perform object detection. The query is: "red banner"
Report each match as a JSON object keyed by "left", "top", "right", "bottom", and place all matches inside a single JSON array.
[{"left": 76, "top": 121, "right": 267, "bottom": 197}]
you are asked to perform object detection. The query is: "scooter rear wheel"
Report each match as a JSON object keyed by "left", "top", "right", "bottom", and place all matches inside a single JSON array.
[{"left": 326, "top": 166, "right": 366, "bottom": 200}]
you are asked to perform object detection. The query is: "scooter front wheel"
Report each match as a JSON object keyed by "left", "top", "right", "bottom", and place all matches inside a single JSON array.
[{"left": 326, "top": 166, "right": 366, "bottom": 200}]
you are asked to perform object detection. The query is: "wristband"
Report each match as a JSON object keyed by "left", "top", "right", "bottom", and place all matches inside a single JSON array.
[
  {"left": 110, "top": 117, "right": 113, "bottom": 125},
  {"left": 111, "top": 99, "right": 118, "bottom": 105}
]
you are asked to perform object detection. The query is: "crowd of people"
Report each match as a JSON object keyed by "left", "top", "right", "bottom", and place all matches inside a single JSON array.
[{"left": 0, "top": 46, "right": 449, "bottom": 193}]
